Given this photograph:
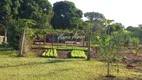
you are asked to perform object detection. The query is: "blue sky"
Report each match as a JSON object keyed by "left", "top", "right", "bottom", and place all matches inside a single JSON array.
[{"left": 49, "top": 0, "right": 142, "bottom": 27}]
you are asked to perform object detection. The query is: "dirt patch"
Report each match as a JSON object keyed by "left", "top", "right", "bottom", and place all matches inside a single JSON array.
[
  {"left": 126, "top": 64, "right": 136, "bottom": 69},
  {"left": 117, "top": 53, "right": 142, "bottom": 65},
  {"left": 57, "top": 51, "right": 71, "bottom": 58}
]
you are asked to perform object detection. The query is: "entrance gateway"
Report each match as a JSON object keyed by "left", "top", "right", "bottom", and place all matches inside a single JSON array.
[{"left": 34, "top": 32, "right": 86, "bottom": 46}]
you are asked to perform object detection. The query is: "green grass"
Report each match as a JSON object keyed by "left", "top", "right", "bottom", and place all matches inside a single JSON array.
[
  {"left": 39, "top": 46, "right": 88, "bottom": 51},
  {"left": 0, "top": 50, "right": 141, "bottom": 80},
  {"left": 0, "top": 44, "right": 14, "bottom": 51}
]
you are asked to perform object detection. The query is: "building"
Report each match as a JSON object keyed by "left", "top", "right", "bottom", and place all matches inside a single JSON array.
[{"left": 0, "top": 24, "right": 4, "bottom": 44}]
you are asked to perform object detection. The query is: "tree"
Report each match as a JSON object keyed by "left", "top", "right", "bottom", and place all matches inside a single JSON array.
[
  {"left": 0, "top": 0, "right": 22, "bottom": 42},
  {"left": 69, "top": 18, "right": 84, "bottom": 29},
  {"left": 95, "top": 20, "right": 132, "bottom": 76},
  {"left": 106, "top": 23, "right": 124, "bottom": 34},
  {"left": 126, "top": 26, "right": 142, "bottom": 44},
  {"left": 131, "top": 37, "right": 140, "bottom": 55},
  {"left": 18, "top": 19, "right": 36, "bottom": 56},
  {"left": 0, "top": 24, "right": 4, "bottom": 35},
  {"left": 84, "top": 12, "right": 105, "bottom": 23},
  {"left": 51, "top": 1, "right": 83, "bottom": 29},
  {"left": 103, "top": 19, "right": 114, "bottom": 35},
  {"left": 96, "top": 30, "right": 132, "bottom": 77},
  {"left": 18, "top": 0, "right": 53, "bottom": 46},
  {"left": 19, "top": 0, "right": 53, "bottom": 29},
  {"left": 96, "top": 35, "right": 116, "bottom": 76},
  {"left": 84, "top": 12, "right": 106, "bottom": 35},
  {"left": 111, "top": 30, "right": 132, "bottom": 48},
  {"left": 8, "top": 19, "right": 36, "bottom": 51},
  {"left": 126, "top": 26, "right": 136, "bottom": 32}
]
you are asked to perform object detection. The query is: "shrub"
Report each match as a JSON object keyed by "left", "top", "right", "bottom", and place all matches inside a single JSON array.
[
  {"left": 132, "top": 49, "right": 136, "bottom": 54},
  {"left": 0, "top": 43, "right": 2, "bottom": 45},
  {"left": 70, "top": 50, "right": 86, "bottom": 58},
  {"left": 42, "top": 49, "right": 58, "bottom": 57},
  {"left": 42, "top": 50, "right": 47, "bottom": 56},
  {"left": 122, "top": 56, "right": 127, "bottom": 63},
  {"left": 111, "top": 57, "right": 119, "bottom": 62},
  {"left": 2, "top": 42, "right": 9, "bottom": 47},
  {"left": 53, "top": 49, "right": 58, "bottom": 57}
]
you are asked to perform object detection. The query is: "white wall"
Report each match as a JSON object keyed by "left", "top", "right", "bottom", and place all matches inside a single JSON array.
[{"left": 0, "top": 36, "right": 4, "bottom": 44}]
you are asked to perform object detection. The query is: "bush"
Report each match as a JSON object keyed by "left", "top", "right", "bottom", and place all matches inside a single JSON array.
[
  {"left": 0, "top": 44, "right": 3, "bottom": 47},
  {"left": 2, "top": 42, "right": 9, "bottom": 47},
  {"left": 132, "top": 49, "right": 136, "bottom": 54},
  {"left": 122, "top": 56, "right": 127, "bottom": 63},
  {"left": 42, "top": 50, "right": 47, "bottom": 56},
  {"left": 42, "top": 49, "right": 58, "bottom": 57},
  {"left": 111, "top": 57, "right": 119, "bottom": 62},
  {"left": 70, "top": 50, "right": 86, "bottom": 58}
]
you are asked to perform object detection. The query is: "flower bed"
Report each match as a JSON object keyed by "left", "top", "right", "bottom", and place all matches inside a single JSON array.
[{"left": 41, "top": 46, "right": 88, "bottom": 51}]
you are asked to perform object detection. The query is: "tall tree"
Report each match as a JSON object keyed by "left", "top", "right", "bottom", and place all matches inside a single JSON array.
[
  {"left": 84, "top": 12, "right": 105, "bottom": 34},
  {"left": 0, "top": 0, "right": 22, "bottom": 42},
  {"left": 69, "top": 18, "right": 84, "bottom": 29},
  {"left": 106, "top": 23, "right": 124, "bottom": 34},
  {"left": 84, "top": 12, "right": 105, "bottom": 23},
  {"left": 19, "top": 0, "right": 53, "bottom": 29},
  {"left": 51, "top": 1, "right": 83, "bottom": 29},
  {"left": 126, "top": 26, "right": 135, "bottom": 31},
  {"left": 103, "top": 19, "right": 114, "bottom": 35},
  {"left": 126, "top": 26, "right": 142, "bottom": 43}
]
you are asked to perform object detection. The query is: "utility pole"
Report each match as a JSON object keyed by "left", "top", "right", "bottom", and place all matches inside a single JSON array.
[
  {"left": 87, "top": 28, "right": 91, "bottom": 60},
  {"left": 19, "top": 29, "right": 25, "bottom": 56}
]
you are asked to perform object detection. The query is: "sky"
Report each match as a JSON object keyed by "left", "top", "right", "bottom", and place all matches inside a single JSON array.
[{"left": 49, "top": 0, "right": 142, "bottom": 27}]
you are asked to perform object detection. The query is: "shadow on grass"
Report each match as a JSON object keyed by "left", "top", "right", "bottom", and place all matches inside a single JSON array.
[
  {"left": 47, "top": 59, "right": 73, "bottom": 63},
  {"left": 0, "top": 62, "right": 48, "bottom": 68},
  {"left": 26, "top": 68, "right": 73, "bottom": 78},
  {"left": 0, "top": 59, "right": 73, "bottom": 68},
  {"left": 93, "top": 76, "right": 141, "bottom": 80}
]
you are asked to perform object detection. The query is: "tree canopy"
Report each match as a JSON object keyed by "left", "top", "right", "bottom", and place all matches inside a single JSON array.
[
  {"left": 84, "top": 12, "right": 106, "bottom": 35},
  {"left": 84, "top": 12, "right": 105, "bottom": 23},
  {"left": 51, "top": 1, "right": 83, "bottom": 29},
  {"left": 0, "top": 0, "right": 22, "bottom": 25},
  {"left": 19, "top": 0, "right": 53, "bottom": 29}
]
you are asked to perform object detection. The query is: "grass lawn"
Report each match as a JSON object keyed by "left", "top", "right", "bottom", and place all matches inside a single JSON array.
[{"left": 0, "top": 50, "right": 141, "bottom": 80}]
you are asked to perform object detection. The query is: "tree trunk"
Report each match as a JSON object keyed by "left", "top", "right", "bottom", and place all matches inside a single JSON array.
[
  {"left": 96, "top": 46, "right": 97, "bottom": 54},
  {"left": 117, "top": 63, "right": 119, "bottom": 74},
  {"left": 19, "top": 29, "right": 25, "bottom": 56},
  {"left": 107, "top": 62, "right": 110, "bottom": 76},
  {"left": 52, "top": 33, "right": 54, "bottom": 49},
  {"left": 4, "top": 28, "right": 7, "bottom": 42},
  {"left": 44, "top": 34, "right": 46, "bottom": 45}
]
